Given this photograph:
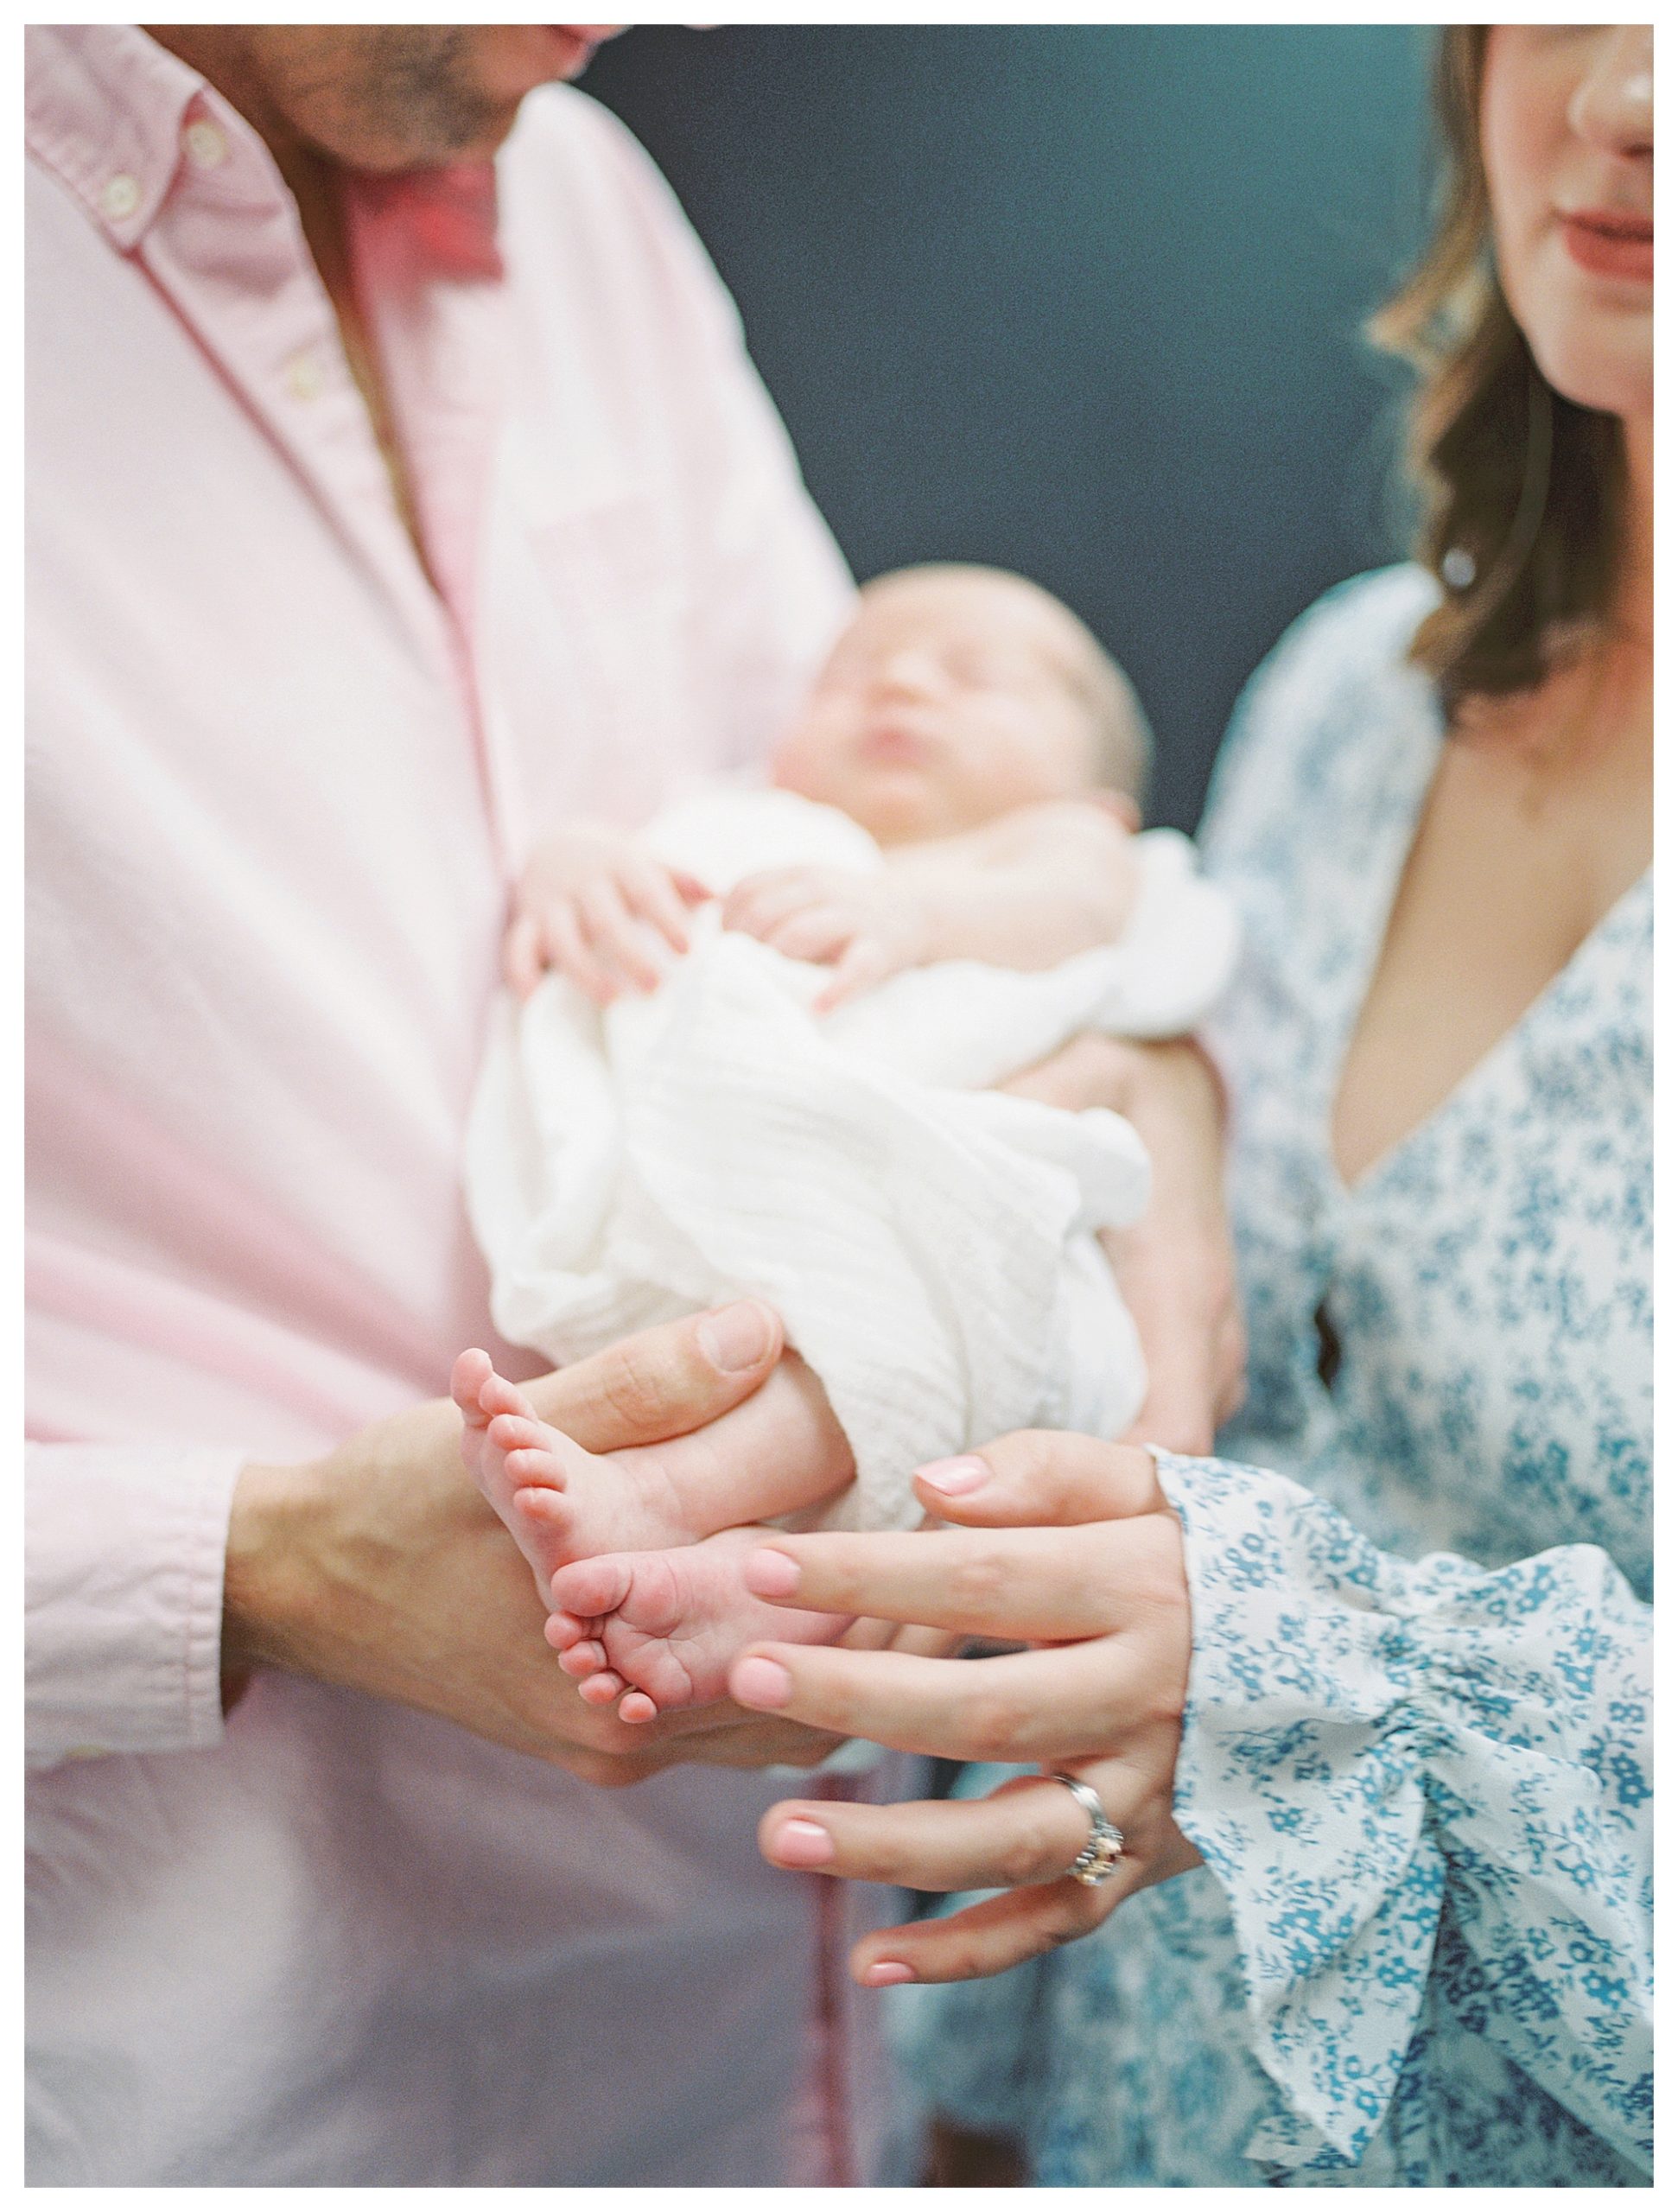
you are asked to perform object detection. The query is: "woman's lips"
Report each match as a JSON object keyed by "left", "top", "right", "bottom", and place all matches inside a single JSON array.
[{"left": 1560, "top": 210, "right": 1654, "bottom": 283}]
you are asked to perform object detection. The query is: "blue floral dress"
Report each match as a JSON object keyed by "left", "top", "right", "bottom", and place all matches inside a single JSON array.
[{"left": 893, "top": 567, "right": 1652, "bottom": 2186}]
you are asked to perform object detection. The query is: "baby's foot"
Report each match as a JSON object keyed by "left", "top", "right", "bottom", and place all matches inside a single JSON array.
[
  {"left": 547, "top": 1526, "right": 849, "bottom": 1725},
  {"left": 451, "top": 1349, "right": 701, "bottom": 1601},
  {"left": 450, "top": 1345, "right": 855, "bottom": 1605}
]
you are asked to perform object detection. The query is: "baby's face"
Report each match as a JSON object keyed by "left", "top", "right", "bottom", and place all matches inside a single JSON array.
[{"left": 771, "top": 571, "right": 1103, "bottom": 844}]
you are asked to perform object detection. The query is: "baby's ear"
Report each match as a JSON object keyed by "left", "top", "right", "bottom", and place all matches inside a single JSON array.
[{"left": 1085, "top": 789, "right": 1141, "bottom": 833}]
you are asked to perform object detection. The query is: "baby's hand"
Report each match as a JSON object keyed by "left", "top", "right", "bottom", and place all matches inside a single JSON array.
[
  {"left": 721, "top": 867, "right": 929, "bottom": 1011},
  {"left": 505, "top": 824, "right": 710, "bottom": 1005}
]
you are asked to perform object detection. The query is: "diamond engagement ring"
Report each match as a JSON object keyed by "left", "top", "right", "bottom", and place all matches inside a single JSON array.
[{"left": 1048, "top": 1773, "right": 1125, "bottom": 1885}]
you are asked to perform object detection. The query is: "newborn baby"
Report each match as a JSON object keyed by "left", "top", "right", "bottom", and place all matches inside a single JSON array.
[{"left": 457, "top": 565, "right": 1236, "bottom": 1722}]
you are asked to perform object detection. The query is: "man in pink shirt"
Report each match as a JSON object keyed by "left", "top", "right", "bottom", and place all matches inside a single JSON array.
[{"left": 25, "top": 22, "right": 898, "bottom": 2184}]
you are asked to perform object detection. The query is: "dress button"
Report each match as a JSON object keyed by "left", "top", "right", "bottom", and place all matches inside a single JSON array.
[
  {"left": 64, "top": 1744, "right": 107, "bottom": 1761},
  {"left": 100, "top": 173, "right": 141, "bottom": 221},
  {"left": 284, "top": 350, "right": 324, "bottom": 402},
  {"left": 183, "top": 119, "right": 227, "bottom": 168}
]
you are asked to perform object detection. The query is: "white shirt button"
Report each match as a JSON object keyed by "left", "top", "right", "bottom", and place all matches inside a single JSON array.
[
  {"left": 284, "top": 350, "right": 325, "bottom": 403},
  {"left": 183, "top": 119, "right": 227, "bottom": 169},
  {"left": 100, "top": 174, "right": 141, "bottom": 222}
]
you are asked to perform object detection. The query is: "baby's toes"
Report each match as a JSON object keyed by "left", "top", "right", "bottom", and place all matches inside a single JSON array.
[
  {"left": 450, "top": 1349, "right": 494, "bottom": 1422},
  {"left": 504, "top": 1445, "right": 566, "bottom": 1492},
  {"left": 579, "top": 1670, "right": 626, "bottom": 1707},
  {"left": 479, "top": 1371, "right": 538, "bottom": 1424},
  {"left": 550, "top": 1554, "right": 634, "bottom": 1619},
  {"left": 486, "top": 1412, "right": 555, "bottom": 1457},
  {"left": 618, "top": 1690, "right": 659, "bottom": 1726}
]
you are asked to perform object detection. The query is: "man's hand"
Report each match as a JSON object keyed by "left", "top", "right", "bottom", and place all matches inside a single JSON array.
[
  {"left": 721, "top": 864, "right": 931, "bottom": 1010},
  {"left": 505, "top": 823, "right": 711, "bottom": 1004},
  {"left": 222, "top": 1304, "right": 846, "bottom": 1783},
  {"left": 1003, "top": 1034, "right": 1244, "bottom": 1457}
]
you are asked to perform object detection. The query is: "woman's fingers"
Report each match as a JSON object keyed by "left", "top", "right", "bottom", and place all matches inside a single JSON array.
[
  {"left": 743, "top": 1522, "right": 1147, "bottom": 1640},
  {"left": 912, "top": 1430, "right": 1165, "bottom": 1528},
  {"left": 849, "top": 1866, "right": 1135, "bottom": 1986},
  {"left": 728, "top": 1633, "right": 1160, "bottom": 1764},
  {"left": 761, "top": 1772, "right": 1097, "bottom": 1891}
]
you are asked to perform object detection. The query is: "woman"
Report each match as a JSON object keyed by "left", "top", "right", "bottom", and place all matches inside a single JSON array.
[{"left": 724, "top": 23, "right": 1653, "bottom": 2185}]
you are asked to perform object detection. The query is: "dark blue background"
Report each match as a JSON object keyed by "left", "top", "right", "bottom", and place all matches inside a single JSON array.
[{"left": 585, "top": 24, "right": 1433, "bottom": 830}]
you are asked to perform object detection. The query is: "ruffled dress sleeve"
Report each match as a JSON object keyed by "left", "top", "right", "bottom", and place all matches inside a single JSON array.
[{"left": 1153, "top": 1448, "right": 1654, "bottom": 2177}]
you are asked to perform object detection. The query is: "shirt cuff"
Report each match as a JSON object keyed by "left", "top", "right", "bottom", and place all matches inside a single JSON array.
[{"left": 26, "top": 1442, "right": 248, "bottom": 1768}]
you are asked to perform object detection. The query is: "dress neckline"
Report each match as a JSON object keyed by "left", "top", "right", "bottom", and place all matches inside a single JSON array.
[{"left": 1319, "top": 682, "right": 1652, "bottom": 1205}]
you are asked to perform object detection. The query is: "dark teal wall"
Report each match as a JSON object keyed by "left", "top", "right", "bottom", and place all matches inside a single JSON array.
[{"left": 585, "top": 24, "right": 1433, "bottom": 831}]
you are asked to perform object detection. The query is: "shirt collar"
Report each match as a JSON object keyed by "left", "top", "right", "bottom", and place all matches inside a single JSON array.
[
  {"left": 24, "top": 22, "right": 503, "bottom": 281},
  {"left": 25, "top": 24, "right": 205, "bottom": 248}
]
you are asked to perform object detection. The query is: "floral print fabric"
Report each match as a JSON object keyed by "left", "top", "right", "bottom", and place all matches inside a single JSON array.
[{"left": 893, "top": 567, "right": 1652, "bottom": 2184}]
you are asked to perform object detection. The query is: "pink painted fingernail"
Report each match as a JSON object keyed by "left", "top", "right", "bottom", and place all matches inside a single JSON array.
[
  {"left": 861, "top": 1961, "right": 916, "bottom": 1987},
  {"left": 744, "top": 1548, "right": 800, "bottom": 1599},
  {"left": 731, "top": 1656, "right": 793, "bottom": 1710},
  {"left": 771, "top": 1818, "right": 835, "bottom": 1866},
  {"left": 916, "top": 1455, "right": 990, "bottom": 1497}
]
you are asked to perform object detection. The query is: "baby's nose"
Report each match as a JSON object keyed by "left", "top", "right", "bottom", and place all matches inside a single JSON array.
[{"left": 872, "top": 649, "right": 947, "bottom": 699}]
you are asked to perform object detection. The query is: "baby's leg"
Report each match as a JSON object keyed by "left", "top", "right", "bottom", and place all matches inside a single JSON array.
[
  {"left": 450, "top": 1347, "right": 854, "bottom": 1601},
  {"left": 547, "top": 1527, "right": 849, "bottom": 1725}
]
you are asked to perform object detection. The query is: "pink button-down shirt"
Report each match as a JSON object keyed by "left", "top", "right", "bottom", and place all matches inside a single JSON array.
[{"left": 25, "top": 24, "right": 877, "bottom": 2184}]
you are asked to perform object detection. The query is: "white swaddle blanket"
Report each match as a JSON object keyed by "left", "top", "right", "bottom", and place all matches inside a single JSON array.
[{"left": 465, "top": 788, "right": 1237, "bottom": 1531}]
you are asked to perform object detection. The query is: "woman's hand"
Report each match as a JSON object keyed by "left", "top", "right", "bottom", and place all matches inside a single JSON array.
[
  {"left": 1004, "top": 1033, "right": 1245, "bottom": 1456},
  {"left": 224, "top": 1304, "right": 845, "bottom": 1784},
  {"left": 727, "top": 1430, "right": 1202, "bottom": 1983}
]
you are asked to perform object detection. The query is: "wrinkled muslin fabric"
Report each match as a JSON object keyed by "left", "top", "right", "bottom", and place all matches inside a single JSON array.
[
  {"left": 893, "top": 567, "right": 1651, "bottom": 2186},
  {"left": 466, "top": 790, "right": 1238, "bottom": 1525}
]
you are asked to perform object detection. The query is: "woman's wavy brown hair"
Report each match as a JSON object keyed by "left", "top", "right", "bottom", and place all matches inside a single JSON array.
[{"left": 1370, "top": 24, "right": 1624, "bottom": 711}]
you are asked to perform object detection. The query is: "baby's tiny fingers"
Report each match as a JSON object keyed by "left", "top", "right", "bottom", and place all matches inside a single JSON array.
[
  {"left": 542, "top": 901, "right": 619, "bottom": 1006},
  {"left": 626, "top": 860, "right": 696, "bottom": 955},
  {"left": 764, "top": 906, "right": 853, "bottom": 964},
  {"left": 578, "top": 880, "right": 663, "bottom": 994},
  {"left": 504, "top": 912, "right": 546, "bottom": 999},
  {"left": 815, "top": 937, "right": 896, "bottom": 1011}
]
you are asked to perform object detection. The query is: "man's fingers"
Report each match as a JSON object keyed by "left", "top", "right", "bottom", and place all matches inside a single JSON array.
[
  {"left": 744, "top": 1524, "right": 1135, "bottom": 1640},
  {"left": 760, "top": 1772, "right": 1096, "bottom": 1891},
  {"left": 525, "top": 1301, "right": 784, "bottom": 1449},
  {"left": 728, "top": 1635, "right": 1160, "bottom": 1764},
  {"left": 912, "top": 1431, "right": 1165, "bottom": 1528}
]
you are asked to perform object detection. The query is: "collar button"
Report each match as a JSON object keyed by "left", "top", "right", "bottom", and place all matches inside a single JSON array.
[
  {"left": 183, "top": 119, "right": 227, "bottom": 170},
  {"left": 100, "top": 173, "right": 141, "bottom": 222}
]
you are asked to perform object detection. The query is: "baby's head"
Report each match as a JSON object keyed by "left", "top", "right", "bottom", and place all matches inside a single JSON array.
[{"left": 772, "top": 564, "right": 1150, "bottom": 845}]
